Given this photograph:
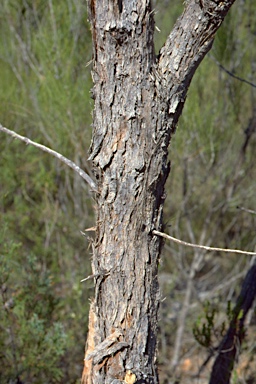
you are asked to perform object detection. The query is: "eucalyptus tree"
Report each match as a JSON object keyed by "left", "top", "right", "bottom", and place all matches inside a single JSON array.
[{"left": 81, "top": 1, "right": 237, "bottom": 383}]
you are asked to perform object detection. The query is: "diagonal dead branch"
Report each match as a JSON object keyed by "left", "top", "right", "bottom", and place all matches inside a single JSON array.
[
  {"left": 0, "top": 124, "right": 97, "bottom": 192},
  {"left": 237, "top": 206, "right": 256, "bottom": 215},
  {"left": 210, "top": 55, "right": 256, "bottom": 89}
]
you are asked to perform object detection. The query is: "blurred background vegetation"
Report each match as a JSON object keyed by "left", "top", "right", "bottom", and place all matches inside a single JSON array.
[{"left": 0, "top": 0, "right": 255, "bottom": 383}]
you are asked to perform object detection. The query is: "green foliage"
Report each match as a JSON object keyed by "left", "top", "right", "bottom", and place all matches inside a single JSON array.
[
  {"left": 193, "top": 302, "right": 216, "bottom": 348},
  {"left": 193, "top": 301, "right": 228, "bottom": 349},
  {"left": 157, "top": 5, "right": 256, "bottom": 381},
  {"left": 0, "top": 0, "right": 256, "bottom": 382},
  {"left": 0, "top": 230, "right": 67, "bottom": 383},
  {"left": 0, "top": 0, "right": 94, "bottom": 381},
  {"left": 154, "top": 0, "right": 183, "bottom": 53},
  {"left": 163, "top": 0, "right": 256, "bottom": 258},
  {"left": 193, "top": 298, "right": 249, "bottom": 356}
]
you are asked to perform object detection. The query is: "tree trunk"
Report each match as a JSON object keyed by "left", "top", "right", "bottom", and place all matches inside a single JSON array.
[{"left": 82, "top": 1, "right": 236, "bottom": 383}]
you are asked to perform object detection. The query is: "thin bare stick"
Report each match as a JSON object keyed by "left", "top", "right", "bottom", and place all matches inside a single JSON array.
[
  {"left": 80, "top": 272, "right": 110, "bottom": 283},
  {"left": 0, "top": 124, "right": 97, "bottom": 192},
  {"left": 153, "top": 230, "right": 256, "bottom": 256},
  {"left": 237, "top": 206, "right": 256, "bottom": 215},
  {"left": 210, "top": 55, "right": 256, "bottom": 89}
]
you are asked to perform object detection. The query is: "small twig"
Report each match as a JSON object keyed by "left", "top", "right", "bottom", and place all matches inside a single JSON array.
[
  {"left": 210, "top": 55, "right": 256, "bottom": 89},
  {"left": 152, "top": 230, "right": 256, "bottom": 255},
  {"left": 0, "top": 124, "right": 97, "bottom": 192},
  {"left": 237, "top": 206, "right": 256, "bottom": 215},
  {"left": 80, "top": 272, "right": 110, "bottom": 283}
]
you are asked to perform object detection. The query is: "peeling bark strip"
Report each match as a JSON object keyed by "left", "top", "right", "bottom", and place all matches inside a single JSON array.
[{"left": 82, "top": 1, "right": 236, "bottom": 383}]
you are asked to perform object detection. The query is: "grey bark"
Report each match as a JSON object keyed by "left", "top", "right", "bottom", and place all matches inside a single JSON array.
[{"left": 82, "top": 1, "right": 236, "bottom": 383}]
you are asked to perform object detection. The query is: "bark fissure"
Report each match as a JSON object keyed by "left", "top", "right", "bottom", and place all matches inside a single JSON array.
[{"left": 82, "top": 1, "right": 236, "bottom": 383}]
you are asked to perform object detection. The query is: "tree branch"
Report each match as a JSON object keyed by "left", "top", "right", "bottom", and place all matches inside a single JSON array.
[
  {"left": 237, "top": 206, "right": 256, "bottom": 215},
  {"left": 157, "top": 0, "right": 236, "bottom": 89},
  {"left": 152, "top": 230, "right": 256, "bottom": 256},
  {"left": 209, "top": 264, "right": 256, "bottom": 384},
  {"left": 0, "top": 124, "right": 97, "bottom": 192},
  {"left": 210, "top": 55, "right": 256, "bottom": 88}
]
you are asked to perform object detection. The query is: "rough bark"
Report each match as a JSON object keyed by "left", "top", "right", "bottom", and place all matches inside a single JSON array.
[{"left": 82, "top": 1, "right": 236, "bottom": 383}]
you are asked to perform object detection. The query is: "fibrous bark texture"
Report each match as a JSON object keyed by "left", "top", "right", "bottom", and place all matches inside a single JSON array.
[{"left": 82, "top": 1, "right": 236, "bottom": 383}]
